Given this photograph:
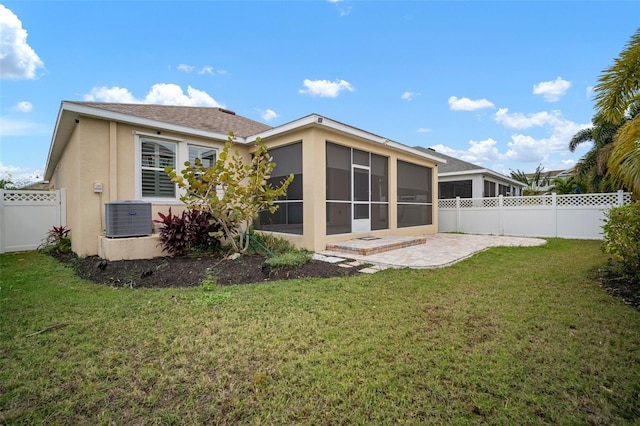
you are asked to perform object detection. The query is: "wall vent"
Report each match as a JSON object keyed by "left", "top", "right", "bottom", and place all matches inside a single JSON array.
[
  {"left": 217, "top": 107, "right": 236, "bottom": 115},
  {"left": 105, "top": 201, "right": 152, "bottom": 238}
]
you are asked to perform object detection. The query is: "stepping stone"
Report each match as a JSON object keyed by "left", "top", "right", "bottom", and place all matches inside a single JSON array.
[
  {"left": 313, "top": 253, "right": 345, "bottom": 264},
  {"left": 358, "top": 264, "right": 390, "bottom": 274}
]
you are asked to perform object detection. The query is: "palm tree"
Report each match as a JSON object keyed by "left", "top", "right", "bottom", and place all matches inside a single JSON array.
[
  {"left": 549, "top": 176, "right": 578, "bottom": 194},
  {"left": 510, "top": 164, "right": 548, "bottom": 195},
  {"left": 568, "top": 113, "right": 621, "bottom": 192},
  {"left": 593, "top": 28, "right": 640, "bottom": 194}
]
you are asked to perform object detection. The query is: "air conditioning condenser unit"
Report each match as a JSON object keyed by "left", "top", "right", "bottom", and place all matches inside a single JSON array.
[{"left": 105, "top": 201, "right": 152, "bottom": 238}]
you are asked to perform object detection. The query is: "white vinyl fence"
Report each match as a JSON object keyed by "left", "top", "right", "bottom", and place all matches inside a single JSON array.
[
  {"left": 438, "top": 191, "right": 632, "bottom": 240},
  {"left": 0, "top": 189, "right": 67, "bottom": 253}
]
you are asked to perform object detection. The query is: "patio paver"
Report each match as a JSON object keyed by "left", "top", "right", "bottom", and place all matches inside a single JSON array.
[{"left": 318, "top": 233, "right": 547, "bottom": 270}]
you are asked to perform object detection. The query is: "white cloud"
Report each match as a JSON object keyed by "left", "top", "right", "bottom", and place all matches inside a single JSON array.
[
  {"left": 493, "top": 107, "right": 590, "bottom": 162},
  {"left": 401, "top": 91, "right": 421, "bottom": 101},
  {"left": 145, "top": 84, "right": 222, "bottom": 106},
  {"left": 260, "top": 109, "right": 278, "bottom": 122},
  {"left": 503, "top": 126, "right": 588, "bottom": 164},
  {"left": 0, "top": 162, "right": 43, "bottom": 183},
  {"left": 177, "top": 64, "right": 217, "bottom": 75},
  {"left": 327, "top": 0, "right": 351, "bottom": 16},
  {"left": 434, "top": 138, "right": 503, "bottom": 166},
  {"left": 299, "top": 79, "right": 354, "bottom": 98},
  {"left": 533, "top": 77, "right": 571, "bottom": 102},
  {"left": 465, "top": 138, "right": 502, "bottom": 163},
  {"left": 84, "top": 83, "right": 223, "bottom": 107},
  {"left": 84, "top": 86, "right": 138, "bottom": 103},
  {"left": 13, "top": 101, "right": 32, "bottom": 112},
  {"left": 431, "top": 108, "right": 590, "bottom": 172},
  {"left": 0, "top": 5, "right": 44, "bottom": 79},
  {"left": 586, "top": 85, "right": 594, "bottom": 99},
  {"left": 177, "top": 64, "right": 195, "bottom": 73},
  {"left": 504, "top": 134, "right": 546, "bottom": 163},
  {"left": 0, "top": 116, "right": 48, "bottom": 137},
  {"left": 199, "top": 66, "right": 214, "bottom": 75},
  {"left": 494, "top": 108, "right": 565, "bottom": 130},
  {"left": 417, "top": 128, "right": 431, "bottom": 133},
  {"left": 448, "top": 96, "right": 495, "bottom": 111}
]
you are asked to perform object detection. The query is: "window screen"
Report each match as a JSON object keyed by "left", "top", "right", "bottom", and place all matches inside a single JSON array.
[
  {"left": 397, "top": 160, "right": 432, "bottom": 227},
  {"left": 254, "top": 142, "right": 303, "bottom": 234}
]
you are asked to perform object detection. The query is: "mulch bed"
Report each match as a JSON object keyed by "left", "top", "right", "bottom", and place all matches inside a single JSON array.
[
  {"left": 595, "top": 265, "right": 640, "bottom": 311},
  {"left": 53, "top": 252, "right": 364, "bottom": 288}
]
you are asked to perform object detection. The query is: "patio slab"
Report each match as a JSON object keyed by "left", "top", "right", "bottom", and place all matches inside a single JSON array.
[
  {"left": 326, "top": 235, "right": 426, "bottom": 255},
  {"left": 318, "top": 233, "right": 547, "bottom": 269}
]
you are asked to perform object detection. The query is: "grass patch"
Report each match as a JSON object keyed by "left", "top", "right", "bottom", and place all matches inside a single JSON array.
[
  {"left": 198, "top": 276, "right": 232, "bottom": 305},
  {"left": 1, "top": 239, "right": 639, "bottom": 424},
  {"left": 265, "top": 249, "right": 313, "bottom": 268}
]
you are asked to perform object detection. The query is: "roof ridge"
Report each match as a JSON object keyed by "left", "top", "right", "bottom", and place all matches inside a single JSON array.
[{"left": 65, "top": 101, "right": 272, "bottom": 137}]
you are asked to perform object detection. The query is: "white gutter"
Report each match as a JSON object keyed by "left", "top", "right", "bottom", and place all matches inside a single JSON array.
[
  {"left": 439, "top": 168, "right": 526, "bottom": 187},
  {"left": 247, "top": 114, "right": 447, "bottom": 164},
  {"left": 61, "top": 102, "right": 235, "bottom": 141}
]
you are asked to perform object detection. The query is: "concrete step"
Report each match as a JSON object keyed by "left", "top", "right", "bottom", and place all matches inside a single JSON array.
[{"left": 325, "top": 236, "right": 426, "bottom": 256}]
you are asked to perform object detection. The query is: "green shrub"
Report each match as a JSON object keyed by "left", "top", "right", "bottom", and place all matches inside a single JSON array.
[
  {"left": 250, "top": 232, "right": 297, "bottom": 255},
  {"left": 39, "top": 225, "right": 72, "bottom": 254},
  {"left": 154, "top": 208, "right": 221, "bottom": 256},
  {"left": 602, "top": 202, "right": 640, "bottom": 283},
  {"left": 265, "top": 250, "right": 313, "bottom": 269}
]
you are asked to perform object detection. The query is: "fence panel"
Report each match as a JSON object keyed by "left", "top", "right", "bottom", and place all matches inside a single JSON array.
[
  {"left": 438, "top": 191, "right": 631, "bottom": 240},
  {"left": 0, "top": 189, "right": 67, "bottom": 253}
]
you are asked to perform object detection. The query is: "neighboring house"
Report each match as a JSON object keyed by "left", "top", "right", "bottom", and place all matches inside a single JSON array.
[
  {"left": 414, "top": 148, "right": 525, "bottom": 198},
  {"left": 44, "top": 102, "right": 446, "bottom": 260},
  {"left": 525, "top": 167, "right": 575, "bottom": 193},
  {"left": 17, "top": 180, "right": 50, "bottom": 190}
]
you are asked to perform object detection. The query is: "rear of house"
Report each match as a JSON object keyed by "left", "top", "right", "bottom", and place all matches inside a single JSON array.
[{"left": 44, "top": 102, "right": 445, "bottom": 260}]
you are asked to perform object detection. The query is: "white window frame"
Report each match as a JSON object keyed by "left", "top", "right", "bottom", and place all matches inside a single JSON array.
[
  {"left": 134, "top": 132, "right": 220, "bottom": 203},
  {"left": 188, "top": 145, "right": 218, "bottom": 169}
]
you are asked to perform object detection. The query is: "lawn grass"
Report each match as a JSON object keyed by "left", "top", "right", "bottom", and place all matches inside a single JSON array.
[{"left": 1, "top": 239, "right": 639, "bottom": 424}]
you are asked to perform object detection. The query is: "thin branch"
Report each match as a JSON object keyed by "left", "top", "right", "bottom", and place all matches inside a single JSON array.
[{"left": 25, "top": 322, "right": 72, "bottom": 337}]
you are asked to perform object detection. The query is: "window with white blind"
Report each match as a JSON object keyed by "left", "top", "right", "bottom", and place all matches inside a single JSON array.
[
  {"left": 141, "top": 138, "right": 176, "bottom": 198},
  {"left": 138, "top": 136, "right": 219, "bottom": 200}
]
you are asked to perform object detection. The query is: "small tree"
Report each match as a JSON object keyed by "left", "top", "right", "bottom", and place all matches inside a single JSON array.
[
  {"left": 0, "top": 173, "right": 15, "bottom": 189},
  {"left": 510, "top": 164, "right": 549, "bottom": 195},
  {"left": 167, "top": 133, "right": 293, "bottom": 254}
]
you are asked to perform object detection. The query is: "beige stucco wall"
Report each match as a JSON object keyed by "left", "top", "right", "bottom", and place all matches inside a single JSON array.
[
  {"left": 51, "top": 117, "right": 109, "bottom": 256},
  {"left": 51, "top": 117, "right": 227, "bottom": 258}
]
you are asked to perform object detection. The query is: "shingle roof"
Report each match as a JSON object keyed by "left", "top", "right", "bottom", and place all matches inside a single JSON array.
[
  {"left": 414, "top": 147, "right": 482, "bottom": 173},
  {"left": 69, "top": 102, "right": 272, "bottom": 138}
]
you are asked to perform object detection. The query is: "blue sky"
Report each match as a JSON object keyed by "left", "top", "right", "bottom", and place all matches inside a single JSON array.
[{"left": 1, "top": 1, "right": 638, "bottom": 183}]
